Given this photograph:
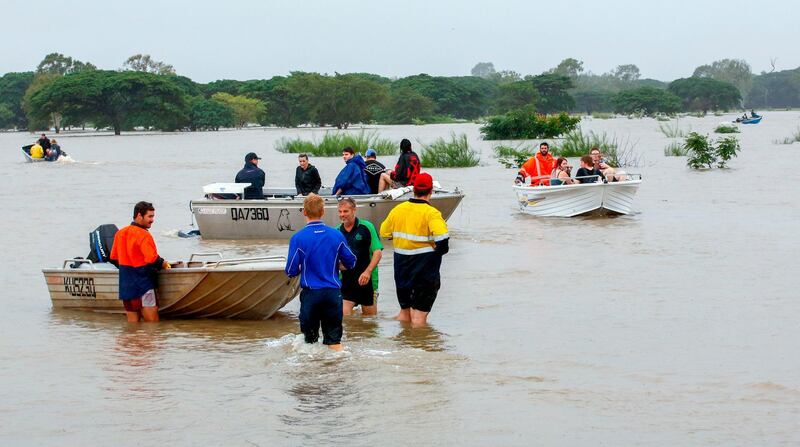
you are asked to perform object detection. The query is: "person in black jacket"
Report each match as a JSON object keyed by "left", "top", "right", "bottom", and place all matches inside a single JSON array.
[
  {"left": 235, "top": 152, "right": 266, "bottom": 199},
  {"left": 295, "top": 153, "right": 322, "bottom": 195}
]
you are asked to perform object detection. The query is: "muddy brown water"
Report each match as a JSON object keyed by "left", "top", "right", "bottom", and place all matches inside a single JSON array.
[{"left": 2, "top": 113, "right": 799, "bottom": 446}]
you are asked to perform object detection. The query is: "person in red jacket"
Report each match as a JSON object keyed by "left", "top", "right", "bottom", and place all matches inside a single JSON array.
[
  {"left": 378, "top": 138, "right": 420, "bottom": 192},
  {"left": 515, "top": 142, "right": 555, "bottom": 186},
  {"left": 110, "top": 201, "right": 170, "bottom": 323}
]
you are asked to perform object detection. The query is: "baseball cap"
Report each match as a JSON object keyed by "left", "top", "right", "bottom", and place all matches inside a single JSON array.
[
  {"left": 365, "top": 148, "right": 377, "bottom": 157},
  {"left": 414, "top": 172, "right": 433, "bottom": 190},
  {"left": 245, "top": 152, "right": 261, "bottom": 162}
]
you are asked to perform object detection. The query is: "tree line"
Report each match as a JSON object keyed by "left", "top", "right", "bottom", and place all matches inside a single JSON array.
[{"left": 1, "top": 53, "right": 798, "bottom": 134}]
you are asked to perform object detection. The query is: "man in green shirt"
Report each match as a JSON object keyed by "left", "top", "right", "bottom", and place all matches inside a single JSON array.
[{"left": 337, "top": 197, "right": 383, "bottom": 316}]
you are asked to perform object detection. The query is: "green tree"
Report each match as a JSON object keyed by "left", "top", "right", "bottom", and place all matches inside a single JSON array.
[
  {"left": 393, "top": 74, "right": 496, "bottom": 119},
  {"left": 0, "top": 71, "right": 34, "bottom": 129},
  {"left": 36, "top": 53, "right": 96, "bottom": 75},
  {"left": 668, "top": 77, "right": 741, "bottom": 113},
  {"left": 27, "top": 70, "right": 187, "bottom": 135},
  {"left": 550, "top": 58, "right": 584, "bottom": 79},
  {"left": 612, "top": 86, "right": 681, "bottom": 115},
  {"left": 488, "top": 70, "right": 523, "bottom": 84},
  {"left": 745, "top": 67, "right": 800, "bottom": 108},
  {"left": 187, "top": 96, "right": 234, "bottom": 130},
  {"left": 122, "top": 54, "right": 176, "bottom": 75},
  {"left": 383, "top": 86, "right": 436, "bottom": 123},
  {"left": 611, "top": 64, "right": 641, "bottom": 83},
  {"left": 573, "top": 90, "right": 615, "bottom": 114},
  {"left": 692, "top": 59, "right": 752, "bottom": 96},
  {"left": 492, "top": 81, "right": 538, "bottom": 114},
  {"left": 211, "top": 92, "right": 265, "bottom": 128},
  {"left": 24, "top": 74, "right": 63, "bottom": 132},
  {"left": 203, "top": 79, "right": 246, "bottom": 96},
  {"left": 527, "top": 73, "right": 575, "bottom": 113},
  {"left": 471, "top": 62, "right": 496, "bottom": 78}
]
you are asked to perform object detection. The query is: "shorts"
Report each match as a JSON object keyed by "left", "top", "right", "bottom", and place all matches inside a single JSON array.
[
  {"left": 342, "top": 287, "right": 378, "bottom": 307},
  {"left": 396, "top": 286, "right": 439, "bottom": 312},
  {"left": 122, "top": 289, "right": 156, "bottom": 312},
  {"left": 299, "top": 288, "right": 343, "bottom": 345},
  {"left": 390, "top": 180, "right": 406, "bottom": 189}
]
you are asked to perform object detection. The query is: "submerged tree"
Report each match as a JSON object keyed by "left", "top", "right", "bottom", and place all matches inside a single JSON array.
[
  {"left": 692, "top": 58, "right": 752, "bottom": 96},
  {"left": 211, "top": 92, "right": 265, "bottom": 128},
  {"left": 611, "top": 64, "right": 641, "bottom": 83},
  {"left": 668, "top": 77, "right": 741, "bottom": 113}
]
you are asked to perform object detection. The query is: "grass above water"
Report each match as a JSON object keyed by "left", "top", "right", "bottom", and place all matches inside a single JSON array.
[
  {"left": 773, "top": 126, "right": 800, "bottom": 144},
  {"left": 664, "top": 140, "right": 688, "bottom": 156},
  {"left": 275, "top": 130, "right": 397, "bottom": 156},
  {"left": 418, "top": 132, "right": 480, "bottom": 168}
]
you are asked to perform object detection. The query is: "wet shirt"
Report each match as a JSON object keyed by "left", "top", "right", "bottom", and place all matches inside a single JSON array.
[
  {"left": 364, "top": 159, "right": 386, "bottom": 194},
  {"left": 109, "top": 223, "right": 164, "bottom": 300},
  {"left": 286, "top": 221, "right": 357, "bottom": 289},
  {"left": 337, "top": 218, "right": 382, "bottom": 290}
]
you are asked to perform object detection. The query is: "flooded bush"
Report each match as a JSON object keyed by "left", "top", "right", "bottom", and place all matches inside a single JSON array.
[
  {"left": 591, "top": 112, "right": 615, "bottom": 119},
  {"left": 663, "top": 141, "right": 689, "bottom": 156},
  {"left": 275, "top": 130, "right": 397, "bottom": 156},
  {"left": 684, "top": 132, "right": 740, "bottom": 169},
  {"left": 773, "top": 126, "right": 800, "bottom": 144},
  {"left": 419, "top": 132, "right": 480, "bottom": 168},
  {"left": 480, "top": 108, "right": 580, "bottom": 140},
  {"left": 714, "top": 124, "right": 739, "bottom": 134},
  {"left": 658, "top": 121, "right": 689, "bottom": 138},
  {"left": 493, "top": 144, "right": 535, "bottom": 168}
]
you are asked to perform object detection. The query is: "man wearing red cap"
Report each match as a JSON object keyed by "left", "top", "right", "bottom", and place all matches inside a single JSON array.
[{"left": 379, "top": 172, "right": 449, "bottom": 326}]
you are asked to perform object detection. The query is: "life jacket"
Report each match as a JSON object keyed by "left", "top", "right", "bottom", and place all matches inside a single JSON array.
[{"left": 521, "top": 152, "right": 554, "bottom": 186}]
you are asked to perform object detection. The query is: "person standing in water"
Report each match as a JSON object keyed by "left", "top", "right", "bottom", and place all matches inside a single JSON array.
[
  {"left": 380, "top": 173, "right": 449, "bottom": 326},
  {"left": 285, "top": 194, "right": 357, "bottom": 351},
  {"left": 337, "top": 197, "right": 382, "bottom": 316},
  {"left": 109, "top": 201, "right": 170, "bottom": 323}
]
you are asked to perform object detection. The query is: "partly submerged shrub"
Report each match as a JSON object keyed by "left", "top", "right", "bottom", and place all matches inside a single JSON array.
[
  {"left": 591, "top": 112, "right": 615, "bottom": 119},
  {"left": 275, "top": 130, "right": 397, "bottom": 156},
  {"left": 658, "top": 121, "right": 689, "bottom": 138},
  {"left": 684, "top": 132, "right": 740, "bottom": 169},
  {"left": 493, "top": 144, "right": 535, "bottom": 168},
  {"left": 773, "top": 126, "right": 800, "bottom": 144},
  {"left": 714, "top": 123, "right": 740, "bottom": 134},
  {"left": 419, "top": 132, "right": 480, "bottom": 168},
  {"left": 480, "top": 108, "right": 580, "bottom": 140},
  {"left": 663, "top": 140, "right": 689, "bottom": 156},
  {"left": 551, "top": 129, "right": 642, "bottom": 167}
]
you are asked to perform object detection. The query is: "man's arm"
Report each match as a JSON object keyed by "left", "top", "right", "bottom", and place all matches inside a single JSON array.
[
  {"left": 359, "top": 222, "right": 383, "bottom": 285},
  {"left": 337, "top": 236, "right": 357, "bottom": 270},
  {"left": 285, "top": 238, "right": 303, "bottom": 277},
  {"left": 311, "top": 167, "right": 321, "bottom": 194},
  {"left": 295, "top": 168, "right": 302, "bottom": 194},
  {"left": 429, "top": 210, "right": 450, "bottom": 256}
]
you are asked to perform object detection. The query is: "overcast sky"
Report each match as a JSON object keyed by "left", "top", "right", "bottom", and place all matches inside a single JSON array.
[{"left": 4, "top": 0, "right": 798, "bottom": 82}]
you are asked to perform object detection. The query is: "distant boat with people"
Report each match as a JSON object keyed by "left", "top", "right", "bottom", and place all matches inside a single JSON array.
[
  {"left": 513, "top": 174, "right": 642, "bottom": 217},
  {"left": 43, "top": 253, "right": 300, "bottom": 319},
  {"left": 187, "top": 183, "right": 465, "bottom": 239},
  {"left": 735, "top": 111, "right": 762, "bottom": 124}
]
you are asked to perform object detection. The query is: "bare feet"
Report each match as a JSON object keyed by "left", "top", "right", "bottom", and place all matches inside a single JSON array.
[{"left": 328, "top": 344, "right": 343, "bottom": 352}]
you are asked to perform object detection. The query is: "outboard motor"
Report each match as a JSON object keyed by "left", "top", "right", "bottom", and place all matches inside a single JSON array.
[{"left": 87, "top": 224, "right": 119, "bottom": 263}]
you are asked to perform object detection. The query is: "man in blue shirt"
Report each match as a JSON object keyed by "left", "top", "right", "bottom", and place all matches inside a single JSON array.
[{"left": 285, "top": 193, "right": 357, "bottom": 351}]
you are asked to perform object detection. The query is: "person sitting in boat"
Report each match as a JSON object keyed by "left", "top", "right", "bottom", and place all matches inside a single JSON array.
[
  {"left": 751, "top": 110, "right": 760, "bottom": 118},
  {"left": 515, "top": 142, "right": 554, "bottom": 186},
  {"left": 29, "top": 142, "right": 44, "bottom": 159},
  {"left": 45, "top": 139, "right": 61, "bottom": 161},
  {"left": 550, "top": 157, "right": 578, "bottom": 185},
  {"left": 37, "top": 133, "right": 51, "bottom": 151},
  {"left": 378, "top": 139, "right": 420, "bottom": 192},
  {"left": 332, "top": 147, "right": 370, "bottom": 196},
  {"left": 235, "top": 152, "right": 266, "bottom": 200},
  {"left": 589, "top": 147, "right": 625, "bottom": 182},
  {"left": 575, "top": 155, "right": 605, "bottom": 183},
  {"left": 295, "top": 153, "right": 322, "bottom": 196}
]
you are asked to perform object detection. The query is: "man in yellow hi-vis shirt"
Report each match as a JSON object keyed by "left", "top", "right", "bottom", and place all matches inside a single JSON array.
[{"left": 380, "top": 172, "right": 449, "bottom": 326}]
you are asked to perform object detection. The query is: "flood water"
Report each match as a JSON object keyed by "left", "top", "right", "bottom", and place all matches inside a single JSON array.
[{"left": 2, "top": 112, "right": 799, "bottom": 446}]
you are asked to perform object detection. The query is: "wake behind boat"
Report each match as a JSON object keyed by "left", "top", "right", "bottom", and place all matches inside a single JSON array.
[
  {"left": 43, "top": 253, "right": 300, "bottom": 319},
  {"left": 513, "top": 174, "right": 642, "bottom": 217},
  {"left": 189, "top": 183, "right": 465, "bottom": 239}
]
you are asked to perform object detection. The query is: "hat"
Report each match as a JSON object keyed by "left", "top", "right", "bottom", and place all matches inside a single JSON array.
[
  {"left": 413, "top": 172, "right": 433, "bottom": 190},
  {"left": 245, "top": 152, "right": 261, "bottom": 162},
  {"left": 365, "top": 148, "right": 377, "bottom": 157}
]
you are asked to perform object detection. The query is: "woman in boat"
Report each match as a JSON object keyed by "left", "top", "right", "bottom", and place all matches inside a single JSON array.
[
  {"left": 551, "top": 157, "right": 578, "bottom": 185},
  {"left": 45, "top": 139, "right": 61, "bottom": 161}
]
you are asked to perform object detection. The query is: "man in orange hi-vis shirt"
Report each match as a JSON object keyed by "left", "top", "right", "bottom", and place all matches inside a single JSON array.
[
  {"left": 110, "top": 201, "right": 170, "bottom": 322},
  {"left": 516, "top": 142, "right": 555, "bottom": 186}
]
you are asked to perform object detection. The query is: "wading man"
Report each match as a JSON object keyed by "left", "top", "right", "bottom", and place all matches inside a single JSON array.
[
  {"left": 337, "top": 197, "right": 382, "bottom": 316},
  {"left": 380, "top": 173, "right": 449, "bottom": 326},
  {"left": 110, "top": 201, "right": 170, "bottom": 323},
  {"left": 286, "top": 194, "right": 357, "bottom": 351}
]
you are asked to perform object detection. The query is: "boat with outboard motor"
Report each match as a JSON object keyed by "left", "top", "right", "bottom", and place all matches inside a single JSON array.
[
  {"left": 22, "top": 144, "right": 67, "bottom": 163},
  {"left": 735, "top": 113, "right": 762, "bottom": 124},
  {"left": 43, "top": 253, "right": 300, "bottom": 319},
  {"left": 188, "top": 183, "right": 465, "bottom": 239},
  {"left": 513, "top": 173, "right": 642, "bottom": 217}
]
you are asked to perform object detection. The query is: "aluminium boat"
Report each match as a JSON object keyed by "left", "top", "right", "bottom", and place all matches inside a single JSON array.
[
  {"left": 513, "top": 174, "right": 641, "bottom": 217},
  {"left": 43, "top": 253, "right": 300, "bottom": 319},
  {"left": 189, "top": 183, "right": 465, "bottom": 239}
]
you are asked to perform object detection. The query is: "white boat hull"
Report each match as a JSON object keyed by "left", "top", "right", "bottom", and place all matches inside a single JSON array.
[{"left": 513, "top": 180, "right": 641, "bottom": 217}]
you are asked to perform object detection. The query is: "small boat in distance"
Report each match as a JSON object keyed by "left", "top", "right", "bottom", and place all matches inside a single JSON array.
[
  {"left": 189, "top": 183, "right": 465, "bottom": 239},
  {"left": 513, "top": 174, "right": 642, "bottom": 217},
  {"left": 43, "top": 253, "right": 300, "bottom": 319},
  {"left": 735, "top": 112, "right": 762, "bottom": 124},
  {"left": 22, "top": 144, "right": 68, "bottom": 162}
]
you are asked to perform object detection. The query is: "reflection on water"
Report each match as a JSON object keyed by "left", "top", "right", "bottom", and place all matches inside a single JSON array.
[{"left": 5, "top": 114, "right": 800, "bottom": 445}]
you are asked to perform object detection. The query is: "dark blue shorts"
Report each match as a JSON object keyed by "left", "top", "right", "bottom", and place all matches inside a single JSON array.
[{"left": 299, "top": 288, "right": 343, "bottom": 345}]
